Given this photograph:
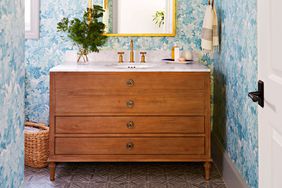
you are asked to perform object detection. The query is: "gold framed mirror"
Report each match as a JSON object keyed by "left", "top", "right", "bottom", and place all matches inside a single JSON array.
[{"left": 102, "top": 0, "right": 176, "bottom": 37}]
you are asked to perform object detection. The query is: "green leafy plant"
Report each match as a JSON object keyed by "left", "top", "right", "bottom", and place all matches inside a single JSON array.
[
  {"left": 57, "top": 5, "right": 107, "bottom": 63},
  {"left": 153, "top": 11, "right": 165, "bottom": 28}
]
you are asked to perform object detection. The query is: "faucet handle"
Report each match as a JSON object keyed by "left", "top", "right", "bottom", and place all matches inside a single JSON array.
[
  {"left": 140, "top": 52, "right": 147, "bottom": 63},
  {"left": 118, "top": 52, "right": 124, "bottom": 63}
]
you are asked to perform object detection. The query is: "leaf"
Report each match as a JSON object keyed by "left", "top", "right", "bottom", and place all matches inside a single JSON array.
[{"left": 152, "top": 10, "right": 165, "bottom": 28}]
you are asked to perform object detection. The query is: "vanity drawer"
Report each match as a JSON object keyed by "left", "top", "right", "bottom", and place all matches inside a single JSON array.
[
  {"left": 54, "top": 72, "right": 208, "bottom": 96},
  {"left": 55, "top": 137, "right": 205, "bottom": 155},
  {"left": 55, "top": 116, "right": 205, "bottom": 134},
  {"left": 55, "top": 92, "right": 206, "bottom": 115}
]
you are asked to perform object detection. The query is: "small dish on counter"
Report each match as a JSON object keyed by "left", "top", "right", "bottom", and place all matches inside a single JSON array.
[{"left": 162, "top": 58, "right": 193, "bottom": 64}]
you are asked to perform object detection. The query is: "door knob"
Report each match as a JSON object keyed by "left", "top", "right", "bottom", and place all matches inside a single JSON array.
[{"left": 248, "top": 80, "right": 264, "bottom": 108}]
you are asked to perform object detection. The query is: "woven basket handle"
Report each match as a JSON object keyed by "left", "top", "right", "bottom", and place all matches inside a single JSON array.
[{"left": 25, "top": 122, "right": 48, "bottom": 130}]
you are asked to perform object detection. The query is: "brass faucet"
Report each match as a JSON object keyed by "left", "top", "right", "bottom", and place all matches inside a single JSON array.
[{"left": 130, "top": 39, "right": 134, "bottom": 63}]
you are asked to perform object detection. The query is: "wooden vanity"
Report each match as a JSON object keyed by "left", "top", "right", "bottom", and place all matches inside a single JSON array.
[{"left": 48, "top": 65, "right": 211, "bottom": 181}]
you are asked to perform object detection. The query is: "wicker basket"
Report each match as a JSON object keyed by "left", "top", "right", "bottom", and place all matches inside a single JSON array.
[{"left": 24, "top": 122, "right": 49, "bottom": 168}]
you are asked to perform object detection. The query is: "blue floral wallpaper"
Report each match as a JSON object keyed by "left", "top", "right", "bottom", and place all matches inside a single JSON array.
[
  {"left": 0, "top": 0, "right": 25, "bottom": 187},
  {"left": 213, "top": 0, "right": 258, "bottom": 188}
]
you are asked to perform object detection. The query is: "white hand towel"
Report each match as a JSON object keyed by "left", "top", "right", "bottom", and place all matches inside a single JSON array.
[
  {"left": 201, "top": 5, "right": 214, "bottom": 51},
  {"left": 201, "top": 1, "right": 219, "bottom": 51}
]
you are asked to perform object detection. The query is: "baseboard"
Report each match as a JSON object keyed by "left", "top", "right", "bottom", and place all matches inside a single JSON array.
[{"left": 212, "top": 136, "right": 249, "bottom": 188}]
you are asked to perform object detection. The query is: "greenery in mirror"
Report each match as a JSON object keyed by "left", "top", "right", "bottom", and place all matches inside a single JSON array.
[
  {"left": 153, "top": 11, "right": 165, "bottom": 28},
  {"left": 57, "top": 5, "right": 107, "bottom": 63}
]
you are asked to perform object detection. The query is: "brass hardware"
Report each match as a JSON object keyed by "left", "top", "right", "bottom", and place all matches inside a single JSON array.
[
  {"left": 130, "top": 40, "right": 134, "bottom": 63},
  {"left": 127, "top": 79, "right": 134, "bottom": 87},
  {"left": 104, "top": 33, "right": 177, "bottom": 37},
  {"left": 127, "top": 100, "right": 134, "bottom": 108},
  {"left": 118, "top": 52, "right": 124, "bottom": 63},
  {"left": 127, "top": 121, "right": 135, "bottom": 129},
  {"left": 126, "top": 142, "right": 134, "bottom": 150},
  {"left": 103, "top": 0, "right": 108, "bottom": 9},
  {"left": 140, "top": 52, "right": 147, "bottom": 63},
  {"left": 88, "top": 0, "right": 92, "bottom": 23}
]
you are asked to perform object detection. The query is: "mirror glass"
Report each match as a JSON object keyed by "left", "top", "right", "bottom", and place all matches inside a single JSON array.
[{"left": 103, "top": 0, "right": 176, "bottom": 36}]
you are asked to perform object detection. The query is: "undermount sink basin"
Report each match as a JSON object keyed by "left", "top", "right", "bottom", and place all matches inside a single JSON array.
[{"left": 114, "top": 63, "right": 157, "bottom": 69}]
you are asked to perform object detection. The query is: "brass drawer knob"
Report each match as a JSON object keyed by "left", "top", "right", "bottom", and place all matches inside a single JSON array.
[
  {"left": 127, "top": 79, "right": 134, "bottom": 87},
  {"left": 127, "top": 100, "right": 134, "bottom": 108},
  {"left": 126, "top": 142, "right": 134, "bottom": 150},
  {"left": 127, "top": 121, "right": 135, "bottom": 129}
]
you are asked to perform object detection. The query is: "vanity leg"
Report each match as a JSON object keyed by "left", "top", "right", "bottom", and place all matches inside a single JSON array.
[
  {"left": 204, "top": 161, "right": 211, "bottom": 180},
  {"left": 49, "top": 162, "right": 56, "bottom": 181}
]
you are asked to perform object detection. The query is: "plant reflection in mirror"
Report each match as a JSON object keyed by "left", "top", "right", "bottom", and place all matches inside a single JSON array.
[{"left": 153, "top": 10, "right": 165, "bottom": 28}]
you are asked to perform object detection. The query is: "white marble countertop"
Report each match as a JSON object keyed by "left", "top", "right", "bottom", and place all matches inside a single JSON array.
[{"left": 50, "top": 61, "right": 210, "bottom": 73}]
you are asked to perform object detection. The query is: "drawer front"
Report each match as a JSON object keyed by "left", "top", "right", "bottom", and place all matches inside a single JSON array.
[
  {"left": 55, "top": 92, "right": 205, "bottom": 115},
  {"left": 55, "top": 116, "right": 205, "bottom": 134},
  {"left": 54, "top": 72, "right": 207, "bottom": 95},
  {"left": 55, "top": 137, "right": 205, "bottom": 155}
]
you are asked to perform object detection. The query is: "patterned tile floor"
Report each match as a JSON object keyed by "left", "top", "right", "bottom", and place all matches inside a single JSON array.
[{"left": 24, "top": 163, "right": 226, "bottom": 188}]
